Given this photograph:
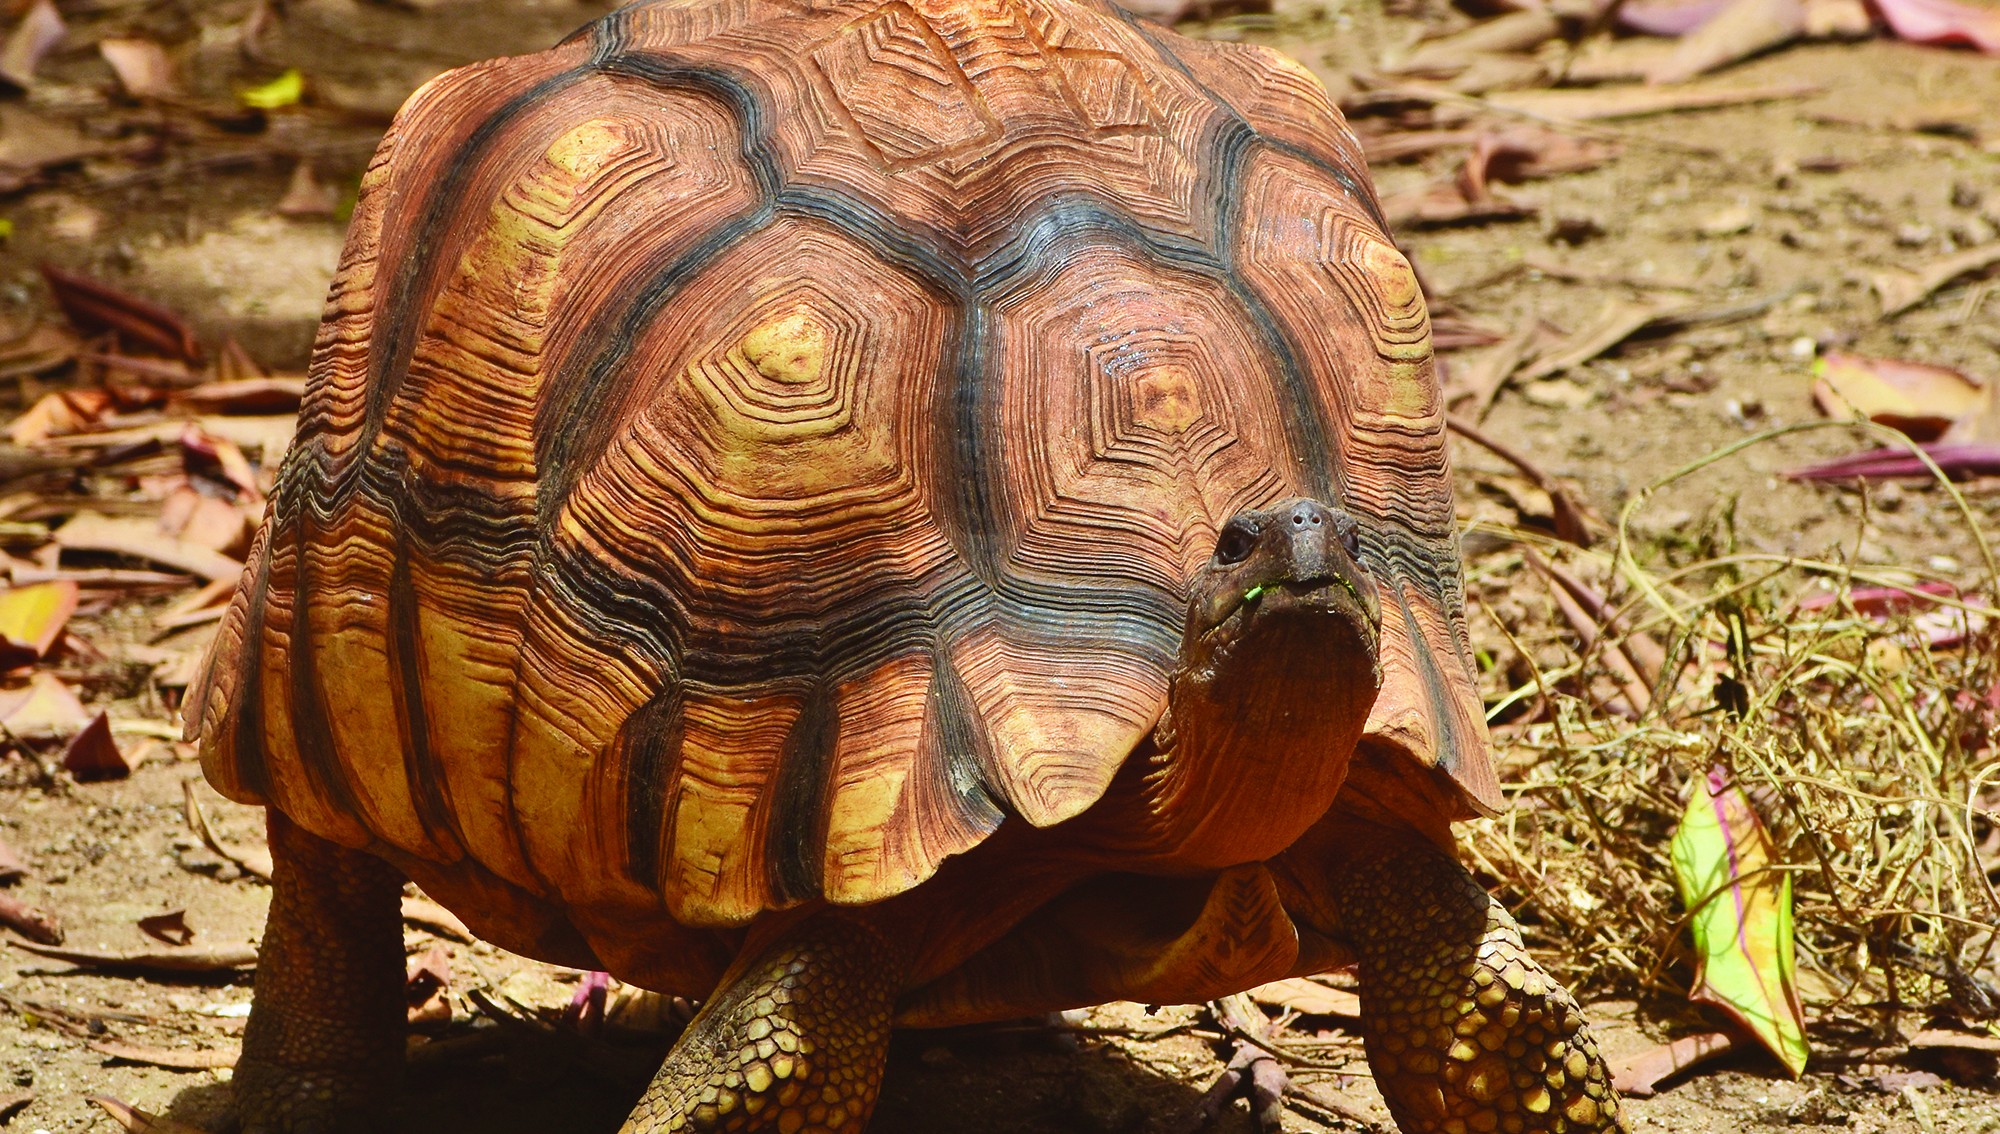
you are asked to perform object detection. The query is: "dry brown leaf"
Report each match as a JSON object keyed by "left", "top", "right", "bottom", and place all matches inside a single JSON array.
[
  {"left": 40, "top": 265, "right": 201, "bottom": 363},
  {"left": 97, "top": 37, "right": 176, "bottom": 99},
  {"left": 8, "top": 388, "right": 112, "bottom": 446},
  {"left": 138, "top": 908, "right": 194, "bottom": 946},
  {"left": 1647, "top": 0, "right": 1807, "bottom": 84},
  {"left": 1873, "top": 242, "right": 2000, "bottom": 317},
  {"left": 0, "top": 321, "right": 81, "bottom": 381},
  {"left": 1486, "top": 80, "right": 1820, "bottom": 121},
  {"left": 9, "top": 937, "right": 258, "bottom": 973},
  {"left": 0, "top": 107, "right": 106, "bottom": 195},
  {"left": 1611, "top": 1030, "right": 1740, "bottom": 1096},
  {"left": 1811, "top": 352, "right": 1987, "bottom": 441},
  {"left": 180, "top": 377, "right": 305, "bottom": 414},
  {"left": 0, "top": 671, "right": 92, "bottom": 738},
  {"left": 1245, "top": 977, "right": 1362, "bottom": 1019},
  {"left": 402, "top": 895, "right": 474, "bottom": 943},
  {"left": 88, "top": 1095, "right": 213, "bottom": 1134},
  {"left": 0, "top": 0, "right": 65, "bottom": 89},
  {"left": 0, "top": 890, "right": 62, "bottom": 944},
  {"left": 87, "top": 1040, "right": 237, "bottom": 1070},
  {"left": 1393, "top": 9, "right": 1564, "bottom": 74},
  {"left": 1908, "top": 1028, "right": 2000, "bottom": 1053},
  {"left": 181, "top": 778, "right": 275, "bottom": 881},
  {"left": 1518, "top": 299, "right": 1668, "bottom": 382},
  {"left": 275, "top": 159, "right": 338, "bottom": 217},
  {"left": 63, "top": 711, "right": 129, "bottom": 781},
  {"left": 0, "top": 579, "right": 77, "bottom": 667},
  {"left": 158, "top": 488, "right": 253, "bottom": 557},
  {"left": 55, "top": 511, "right": 244, "bottom": 582}
]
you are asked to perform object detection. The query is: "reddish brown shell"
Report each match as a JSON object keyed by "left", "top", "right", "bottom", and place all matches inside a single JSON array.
[{"left": 189, "top": 0, "right": 1497, "bottom": 943}]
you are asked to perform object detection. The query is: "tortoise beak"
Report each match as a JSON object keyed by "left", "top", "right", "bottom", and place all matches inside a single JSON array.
[{"left": 1187, "top": 499, "right": 1380, "bottom": 663}]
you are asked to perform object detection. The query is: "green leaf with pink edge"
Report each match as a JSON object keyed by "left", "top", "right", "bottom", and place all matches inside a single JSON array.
[{"left": 1670, "top": 766, "right": 1809, "bottom": 1076}]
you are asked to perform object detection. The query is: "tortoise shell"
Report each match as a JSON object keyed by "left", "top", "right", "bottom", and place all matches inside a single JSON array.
[{"left": 190, "top": 0, "right": 1498, "bottom": 945}]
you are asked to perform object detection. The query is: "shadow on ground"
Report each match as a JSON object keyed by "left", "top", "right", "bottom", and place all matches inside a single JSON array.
[{"left": 156, "top": 1026, "right": 1220, "bottom": 1134}]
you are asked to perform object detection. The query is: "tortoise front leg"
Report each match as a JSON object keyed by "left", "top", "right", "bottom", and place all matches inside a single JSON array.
[
  {"left": 621, "top": 912, "right": 906, "bottom": 1134},
  {"left": 236, "top": 810, "right": 407, "bottom": 1133},
  {"left": 1276, "top": 818, "right": 1623, "bottom": 1134}
]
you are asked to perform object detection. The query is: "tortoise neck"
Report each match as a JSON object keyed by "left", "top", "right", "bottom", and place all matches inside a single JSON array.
[{"left": 1102, "top": 602, "right": 1379, "bottom": 869}]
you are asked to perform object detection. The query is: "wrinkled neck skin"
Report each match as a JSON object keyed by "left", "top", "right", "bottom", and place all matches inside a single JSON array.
[{"left": 1093, "top": 500, "right": 1384, "bottom": 870}]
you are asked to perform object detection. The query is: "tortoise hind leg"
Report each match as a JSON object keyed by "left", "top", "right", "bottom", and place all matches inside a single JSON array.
[
  {"left": 621, "top": 913, "right": 906, "bottom": 1134},
  {"left": 236, "top": 810, "right": 407, "bottom": 1133},
  {"left": 1277, "top": 818, "right": 1622, "bottom": 1134}
]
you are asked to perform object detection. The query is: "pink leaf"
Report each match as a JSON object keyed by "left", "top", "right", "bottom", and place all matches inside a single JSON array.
[{"left": 1868, "top": 0, "right": 2000, "bottom": 50}]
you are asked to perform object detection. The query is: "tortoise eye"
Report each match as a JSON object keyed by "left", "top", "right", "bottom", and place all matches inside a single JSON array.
[
  {"left": 1338, "top": 521, "right": 1362, "bottom": 559},
  {"left": 1214, "top": 520, "right": 1258, "bottom": 565}
]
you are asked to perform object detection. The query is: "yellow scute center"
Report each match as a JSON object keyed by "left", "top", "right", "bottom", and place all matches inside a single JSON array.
[{"left": 739, "top": 307, "right": 830, "bottom": 386}]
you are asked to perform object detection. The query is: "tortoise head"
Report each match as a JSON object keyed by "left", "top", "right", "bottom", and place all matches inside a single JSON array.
[{"left": 1129, "top": 499, "right": 1384, "bottom": 869}]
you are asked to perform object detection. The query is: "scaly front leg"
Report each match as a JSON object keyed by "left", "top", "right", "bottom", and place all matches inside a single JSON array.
[
  {"left": 236, "top": 810, "right": 407, "bottom": 1133},
  {"left": 620, "top": 912, "right": 907, "bottom": 1134},
  {"left": 1276, "top": 817, "right": 1623, "bottom": 1134}
]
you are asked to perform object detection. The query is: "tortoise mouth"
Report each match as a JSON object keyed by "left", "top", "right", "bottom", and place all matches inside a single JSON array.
[{"left": 1193, "top": 571, "right": 1379, "bottom": 681}]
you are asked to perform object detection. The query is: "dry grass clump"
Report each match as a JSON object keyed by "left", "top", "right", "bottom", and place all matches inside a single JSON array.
[{"left": 1454, "top": 426, "right": 2000, "bottom": 1024}]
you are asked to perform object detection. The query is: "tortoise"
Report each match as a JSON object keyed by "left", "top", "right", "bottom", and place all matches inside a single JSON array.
[{"left": 186, "top": 0, "right": 1624, "bottom": 1130}]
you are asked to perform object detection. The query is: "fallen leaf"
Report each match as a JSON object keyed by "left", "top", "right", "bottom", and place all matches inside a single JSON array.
[
  {"left": 88, "top": 1040, "right": 237, "bottom": 1070},
  {"left": 1245, "top": 977, "right": 1363, "bottom": 1019},
  {"left": 0, "top": 107, "right": 107, "bottom": 196},
  {"left": 275, "top": 159, "right": 338, "bottom": 217},
  {"left": 1784, "top": 441, "right": 2000, "bottom": 480},
  {"left": 1869, "top": 0, "right": 2000, "bottom": 49},
  {"left": 0, "top": 0, "right": 66, "bottom": 90},
  {"left": 1648, "top": 0, "right": 1807, "bottom": 83},
  {"left": 407, "top": 943, "right": 453, "bottom": 1030},
  {"left": 88, "top": 1095, "right": 213, "bottom": 1134},
  {"left": 180, "top": 377, "right": 304, "bottom": 415},
  {"left": 8, "top": 388, "right": 113, "bottom": 446},
  {"left": 63, "top": 712, "right": 129, "bottom": 781},
  {"left": 181, "top": 779, "right": 275, "bottom": 881},
  {"left": 0, "top": 321, "right": 81, "bottom": 381},
  {"left": 179, "top": 424, "right": 263, "bottom": 504},
  {"left": 1798, "top": 580, "right": 1957, "bottom": 614},
  {"left": 138, "top": 908, "right": 194, "bottom": 946},
  {"left": 1390, "top": 9, "right": 1564, "bottom": 75},
  {"left": 1671, "top": 767, "right": 1809, "bottom": 1076},
  {"left": 238, "top": 67, "right": 304, "bottom": 108},
  {"left": 0, "top": 833, "right": 24, "bottom": 882},
  {"left": 1447, "top": 323, "right": 1539, "bottom": 420},
  {"left": 40, "top": 265, "right": 201, "bottom": 363},
  {"left": 1518, "top": 299, "right": 1668, "bottom": 382},
  {"left": 1611, "top": 1031, "right": 1741, "bottom": 1096},
  {"left": 9, "top": 937, "right": 258, "bottom": 974},
  {"left": 1485, "top": 80, "right": 1820, "bottom": 121},
  {"left": 402, "top": 895, "right": 473, "bottom": 943},
  {"left": 1812, "top": 352, "right": 1987, "bottom": 441},
  {"left": 1873, "top": 242, "right": 2000, "bottom": 317},
  {"left": 1113, "top": 0, "right": 1269, "bottom": 21},
  {"left": 158, "top": 488, "right": 253, "bottom": 557},
  {"left": 1908, "top": 1028, "right": 2000, "bottom": 1053},
  {"left": 0, "top": 580, "right": 77, "bottom": 667},
  {"left": 0, "top": 890, "right": 62, "bottom": 944},
  {"left": 1448, "top": 415, "right": 1601, "bottom": 544},
  {"left": 97, "top": 37, "right": 176, "bottom": 99},
  {"left": 56, "top": 511, "right": 244, "bottom": 582},
  {"left": 0, "top": 671, "right": 92, "bottom": 738},
  {"left": 1621, "top": 0, "right": 1737, "bottom": 33},
  {"left": 562, "top": 968, "right": 609, "bottom": 1035}
]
